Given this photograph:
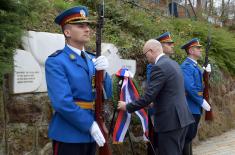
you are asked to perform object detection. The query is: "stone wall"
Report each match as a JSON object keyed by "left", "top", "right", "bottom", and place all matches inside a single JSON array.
[
  {"left": 0, "top": 74, "right": 147, "bottom": 155},
  {"left": 3, "top": 68, "right": 235, "bottom": 155},
  {"left": 1, "top": 75, "right": 52, "bottom": 155}
]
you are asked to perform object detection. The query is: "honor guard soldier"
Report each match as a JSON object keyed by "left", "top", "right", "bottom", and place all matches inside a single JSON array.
[
  {"left": 181, "top": 38, "right": 211, "bottom": 155},
  {"left": 45, "top": 6, "right": 112, "bottom": 155},
  {"left": 155, "top": 32, "right": 175, "bottom": 55}
]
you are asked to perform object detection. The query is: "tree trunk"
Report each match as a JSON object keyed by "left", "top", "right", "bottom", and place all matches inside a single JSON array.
[
  {"left": 208, "top": 0, "right": 214, "bottom": 16},
  {"left": 197, "top": 0, "right": 202, "bottom": 18},
  {"left": 221, "top": 0, "right": 231, "bottom": 26}
]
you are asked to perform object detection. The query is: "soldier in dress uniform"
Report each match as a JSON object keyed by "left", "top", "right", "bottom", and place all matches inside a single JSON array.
[
  {"left": 45, "top": 6, "right": 112, "bottom": 155},
  {"left": 181, "top": 38, "right": 212, "bottom": 155},
  {"left": 146, "top": 32, "right": 175, "bottom": 155},
  {"left": 156, "top": 32, "right": 175, "bottom": 56}
]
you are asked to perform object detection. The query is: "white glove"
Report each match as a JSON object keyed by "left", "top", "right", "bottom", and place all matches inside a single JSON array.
[
  {"left": 203, "top": 64, "right": 211, "bottom": 73},
  {"left": 90, "top": 121, "right": 106, "bottom": 147},
  {"left": 92, "top": 56, "right": 109, "bottom": 70},
  {"left": 201, "top": 99, "right": 211, "bottom": 111}
]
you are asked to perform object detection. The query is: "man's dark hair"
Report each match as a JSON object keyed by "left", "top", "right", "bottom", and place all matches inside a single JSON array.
[
  {"left": 62, "top": 24, "right": 72, "bottom": 39},
  {"left": 185, "top": 49, "right": 190, "bottom": 55}
]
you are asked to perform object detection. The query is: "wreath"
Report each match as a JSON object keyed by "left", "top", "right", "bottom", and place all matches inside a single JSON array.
[{"left": 112, "top": 75, "right": 142, "bottom": 107}]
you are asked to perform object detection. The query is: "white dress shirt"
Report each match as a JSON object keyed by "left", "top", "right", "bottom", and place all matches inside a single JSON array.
[
  {"left": 67, "top": 44, "right": 85, "bottom": 56},
  {"left": 187, "top": 57, "right": 197, "bottom": 64},
  {"left": 155, "top": 53, "right": 165, "bottom": 64}
]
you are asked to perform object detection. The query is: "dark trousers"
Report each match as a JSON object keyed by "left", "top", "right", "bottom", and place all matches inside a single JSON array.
[
  {"left": 182, "top": 142, "right": 192, "bottom": 155},
  {"left": 53, "top": 140, "right": 96, "bottom": 155},
  {"left": 158, "top": 126, "right": 188, "bottom": 155},
  {"left": 147, "top": 130, "right": 159, "bottom": 155},
  {"left": 147, "top": 114, "right": 159, "bottom": 155},
  {"left": 185, "top": 114, "right": 201, "bottom": 143},
  {"left": 183, "top": 114, "right": 201, "bottom": 155}
]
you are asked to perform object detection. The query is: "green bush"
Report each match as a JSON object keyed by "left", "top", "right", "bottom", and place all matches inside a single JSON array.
[{"left": 0, "top": 0, "right": 51, "bottom": 85}]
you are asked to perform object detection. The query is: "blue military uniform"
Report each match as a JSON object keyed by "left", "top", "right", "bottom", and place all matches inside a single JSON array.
[
  {"left": 181, "top": 58, "right": 203, "bottom": 115},
  {"left": 181, "top": 38, "right": 203, "bottom": 116},
  {"left": 46, "top": 6, "right": 112, "bottom": 155},
  {"left": 47, "top": 45, "right": 95, "bottom": 143},
  {"left": 181, "top": 38, "right": 203, "bottom": 155},
  {"left": 146, "top": 64, "right": 155, "bottom": 116},
  {"left": 146, "top": 64, "right": 152, "bottom": 84}
]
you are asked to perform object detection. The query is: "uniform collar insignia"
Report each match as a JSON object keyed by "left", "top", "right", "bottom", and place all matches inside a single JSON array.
[{"left": 69, "top": 54, "right": 76, "bottom": 60}]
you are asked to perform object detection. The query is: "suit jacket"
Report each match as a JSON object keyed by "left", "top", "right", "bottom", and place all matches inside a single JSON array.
[
  {"left": 127, "top": 55, "right": 194, "bottom": 132},
  {"left": 181, "top": 57, "right": 203, "bottom": 114},
  {"left": 45, "top": 45, "right": 112, "bottom": 143}
]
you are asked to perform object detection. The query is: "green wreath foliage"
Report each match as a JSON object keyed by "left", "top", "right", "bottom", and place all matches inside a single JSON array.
[
  {"left": 112, "top": 75, "right": 143, "bottom": 107},
  {"left": 111, "top": 75, "right": 144, "bottom": 126}
]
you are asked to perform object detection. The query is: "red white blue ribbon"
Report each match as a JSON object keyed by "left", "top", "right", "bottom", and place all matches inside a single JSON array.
[{"left": 113, "top": 68, "right": 148, "bottom": 143}]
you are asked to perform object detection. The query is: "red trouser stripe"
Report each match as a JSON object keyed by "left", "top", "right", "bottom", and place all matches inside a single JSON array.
[{"left": 54, "top": 142, "right": 59, "bottom": 155}]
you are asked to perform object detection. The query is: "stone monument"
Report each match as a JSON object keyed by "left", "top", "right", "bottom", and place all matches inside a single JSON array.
[{"left": 12, "top": 31, "right": 136, "bottom": 94}]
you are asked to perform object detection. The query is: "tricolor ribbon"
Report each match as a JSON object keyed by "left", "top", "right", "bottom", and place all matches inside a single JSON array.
[{"left": 113, "top": 68, "right": 148, "bottom": 143}]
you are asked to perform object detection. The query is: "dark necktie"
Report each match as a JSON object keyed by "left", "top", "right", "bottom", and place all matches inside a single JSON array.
[
  {"left": 81, "top": 51, "right": 86, "bottom": 59},
  {"left": 81, "top": 51, "right": 88, "bottom": 68}
]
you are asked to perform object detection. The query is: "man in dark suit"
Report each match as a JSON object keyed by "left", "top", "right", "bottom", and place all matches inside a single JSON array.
[{"left": 118, "top": 39, "right": 194, "bottom": 155}]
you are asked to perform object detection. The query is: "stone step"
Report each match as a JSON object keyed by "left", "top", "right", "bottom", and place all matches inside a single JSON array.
[{"left": 193, "top": 129, "right": 235, "bottom": 155}]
